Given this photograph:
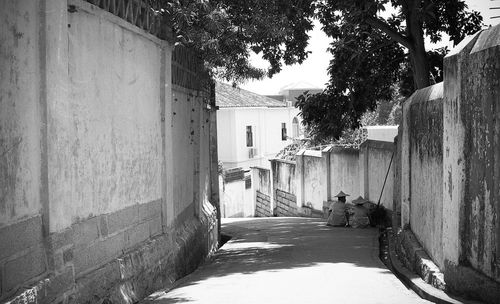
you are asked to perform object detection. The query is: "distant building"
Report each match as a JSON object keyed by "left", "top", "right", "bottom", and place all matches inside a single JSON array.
[
  {"left": 279, "top": 81, "right": 323, "bottom": 106},
  {"left": 216, "top": 83, "right": 302, "bottom": 169}
]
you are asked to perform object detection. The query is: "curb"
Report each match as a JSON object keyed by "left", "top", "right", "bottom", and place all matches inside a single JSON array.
[{"left": 385, "top": 229, "right": 481, "bottom": 304}]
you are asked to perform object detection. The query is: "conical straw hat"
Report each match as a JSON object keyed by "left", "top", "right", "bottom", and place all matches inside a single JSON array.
[
  {"left": 352, "top": 196, "right": 368, "bottom": 205},
  {"left": 334, "top": 191, "right": 350, "bottom": 197}
]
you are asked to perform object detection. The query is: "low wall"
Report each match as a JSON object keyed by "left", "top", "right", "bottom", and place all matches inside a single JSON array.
[
  {"left": 220, "top": 176, "right": 254, "bottom": 218},
  {"left": 270, "top": 159, "right": 298, "bottom": 216},
  {"left": 360, "top": 140, "right": 394, "bottom": 210},
  {"left": 329, "top": 147, "right": 360, "bottom": 201},
  {"left": 271, "top": 159, "right": 296, "bottom": 195},
  {"left": 251, "top": 167, "right": 272, "bottom": 217},
  {"left": 257, "top": 142, "right": 394, "bottom": 219},
  {"left": 297, "top": 150, "right": 327, "bottom": 212}
]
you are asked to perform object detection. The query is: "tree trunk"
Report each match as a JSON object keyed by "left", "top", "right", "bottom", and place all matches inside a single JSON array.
[
  {"left": 409, "top": 44, "right": 430, "bottom": 89},
  {"left": 406, "top": 0, "right": 431, "bottom": 90}
]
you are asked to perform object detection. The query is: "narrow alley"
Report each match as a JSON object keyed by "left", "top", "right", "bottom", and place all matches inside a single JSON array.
[{"left": 142, "top": 218, "right": 428, "bottom": 304}]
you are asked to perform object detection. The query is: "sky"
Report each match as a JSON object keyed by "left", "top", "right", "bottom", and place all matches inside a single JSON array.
[{"left": 239, "top": 0, "right": 497, "bottom": 96}]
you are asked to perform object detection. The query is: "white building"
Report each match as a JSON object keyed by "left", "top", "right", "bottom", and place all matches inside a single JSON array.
[{"left": 216, "top": 83, "right": 302, "bottom": 169}]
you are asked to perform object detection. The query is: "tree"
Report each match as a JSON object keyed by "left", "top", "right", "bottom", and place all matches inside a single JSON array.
[
  {"left": 297, "top": 0, "right": 482, "bottom": 141},
  {"left": 162, "top": 0, "right": 316, "bottom": 83},
  {"left": 319, "top": 0, "right": 482, "bottom": 89}
]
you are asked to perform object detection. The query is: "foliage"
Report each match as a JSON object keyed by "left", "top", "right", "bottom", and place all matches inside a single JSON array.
[
  {"left": 275, "top": 139, "right": 312, "bottom": 161},
  {"left": 159, "top": 1, "right": 482, "bottom": 143},
  {"left": 161, "top": 0, "right": 315, "bottom": 82},
  {"left": 297, "top": 0, "right": 482, "bottom": 142}
]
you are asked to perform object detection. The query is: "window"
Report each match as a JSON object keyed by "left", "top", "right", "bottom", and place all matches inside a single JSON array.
[
  {"left": 281, "top": 123, "right": 287, "bottom": 141},
  {"left": 245, "top": 175, "right": 252, "bottom": 189},
  {"left": 246, "top": 126, "right": 253, "bottom": 147},
  {"left": 292, "top": 117, "right": 300, "bottom": 138}
]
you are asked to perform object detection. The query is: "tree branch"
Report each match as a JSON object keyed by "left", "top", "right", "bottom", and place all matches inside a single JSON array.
[{"left": 365, "top": 16, "right": 412, "bottom": 49}]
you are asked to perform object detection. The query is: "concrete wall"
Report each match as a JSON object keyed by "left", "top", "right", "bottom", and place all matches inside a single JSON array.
[
  {"left": 252, "top": 166, "right": 272, "bottom": 217},
  {"left": 220, "top": 178, "right": 254, "bottom": 218},
  {"left": 0, "top": 1, "right": 219, "bottom": 303},
  {"left": 52, "top": 3, "right": 163, "bottom": 231},
  {"left": 271, "top": 159, "right": 296, "bottom": 196},
  {"left": 249, "top": 142, "right": 394, "bottom": 218},
  {"left": 362, "top": 141, "right": 395, "bottom": 210},
  {"left": 401, "top": 83, "right": 444, "bottom": 268},
  {"left": 0, "top": 0, "right": 42, "bottom": 227},
  {"left": 0, "top": 1, "right": 49, "bottom": 300},
  {"left": 299, "top": 151, "right": 326, "bottom": 211},
  {"left": 393, "top": 24, "right": 500, "bottom": 303},
  {"left": 217, "top": 107, "right": 300, "bottom": 169},
  {"left": 270, "top": 159, "right": 298, "bottom": 216},
  {"left": 329, "top": 148, "right": 360, "bottom": 201},
  {"left": 441, "top": 26, "right": 500, "bottom": 302}
]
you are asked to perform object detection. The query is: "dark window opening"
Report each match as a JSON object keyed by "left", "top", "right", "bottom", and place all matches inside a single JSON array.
[
  {"left": 245, "top": 176, "right": 252, "bottom": 189},
  {"left": 281, "top": 123, "right": 287, "bottom": 141},
  {"left": 246, "top": 126, "right": 253, "bottom": 147}
]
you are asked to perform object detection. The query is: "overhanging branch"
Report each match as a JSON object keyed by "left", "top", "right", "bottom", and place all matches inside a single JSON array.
[{"left": 365, "top": 16, "right": 411, "bottom": 49}]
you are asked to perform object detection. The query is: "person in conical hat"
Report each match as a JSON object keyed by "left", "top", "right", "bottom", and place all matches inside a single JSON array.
[
  {"left": 334, "top": 191, "right": 350, "bottom": 200},
  {"left": 327, "top": 190, "right": 350, "bottom": 227},
  {"left": 350, "top": 196, "right": 370, "bottom": 228}
]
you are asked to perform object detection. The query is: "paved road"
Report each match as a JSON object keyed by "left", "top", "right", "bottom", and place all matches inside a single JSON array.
[{"left": 143, "top": 217, "right": 429, "bottom": 304}]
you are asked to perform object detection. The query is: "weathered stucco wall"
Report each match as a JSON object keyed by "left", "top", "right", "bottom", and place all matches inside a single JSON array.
[
  {"left": 271, "top": 159, "right": 296, "bottom": 195},
  {"left": 394, "top": 24, "right": 500, "bottom": 303},
  {"left": 270, "top": 159, "right": 298, "bottom": 216},
  {"left": 0, "top": 1, "right": 48, "bottom": 300},
  {"left": 362, "top": 140, "right": 394, "bottom": 210},
  {"left": 49, "top": 5, "right": 163, "bottom": 231},
  {"left": 220, "top": 179, "right": 253, "bottom": 218},
  {"left": 0, "top": 1, "right": 219, "bottom": 303},
  {"left": 329, "top": 148, "right": 359, "bottom": 200},
  {"left": 392, "top": 134, "right": 401, "bottom": 229},
  {"left": 442, "top": 26, "right": 500, "bottom": 299},
  {"left": 252, "top": 166, "right": 272, "bottom": 217},
  {"left": 405, "top": 83, "right": 444, "bottom": 268},
  {"left": 0, "top": 0, "right": 42, "bottom": 226},
  {"left": 301, "top": 152, "right": 326, "bottom": 211}
]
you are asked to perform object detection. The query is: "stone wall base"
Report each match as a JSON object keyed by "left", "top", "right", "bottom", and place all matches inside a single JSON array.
[
  {"left": 5, "top": 208, "right": 218, "bottom": 304},
  {"left": 395, "top": 229, "right": 446, "bottom": 290},
  {"left": 395, "top": 229, "right": 500, "bottom": 304}
]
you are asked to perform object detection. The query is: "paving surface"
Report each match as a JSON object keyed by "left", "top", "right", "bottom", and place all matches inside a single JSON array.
[{"left": 143, "top": 217, "right": 429, "bottom": 304}]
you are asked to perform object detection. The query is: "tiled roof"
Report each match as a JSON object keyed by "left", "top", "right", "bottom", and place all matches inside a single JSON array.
[{"left": 215, "top": 82, "right": 287, "bottom": 108}]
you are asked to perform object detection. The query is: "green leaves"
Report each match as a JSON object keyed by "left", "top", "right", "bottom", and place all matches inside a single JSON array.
[
  {"left": 298, "top": 0, "right": 483, "bottom": 142},
  {"left": 161, "top": 0, "right": 315, "bottom": 82}
]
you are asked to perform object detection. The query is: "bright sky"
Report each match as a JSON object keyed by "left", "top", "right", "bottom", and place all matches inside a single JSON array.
[{"left": 239, "top": 0, "right": 497, "bottom": 95}]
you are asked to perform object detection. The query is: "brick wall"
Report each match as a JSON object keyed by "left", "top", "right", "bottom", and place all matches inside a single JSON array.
[
  {"left": 255, "top": 191, "right": 271, "bottom": 217},
  {"left": 0, "top": 216, "right": 47, "bottom": 299},
  {"left": 275, "top": 189, "right": 297, "bottom": 217},
  {"left": 5, "top": 201, "right": 218, "bottom": 304}
]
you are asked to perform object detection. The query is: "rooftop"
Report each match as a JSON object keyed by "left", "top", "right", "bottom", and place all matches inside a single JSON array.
[
  {"left": 279, "top": 81, "right": 323, "bottom": 92},
  {"left": 216, "top": 82, "right": 287, "bottom": 108}
]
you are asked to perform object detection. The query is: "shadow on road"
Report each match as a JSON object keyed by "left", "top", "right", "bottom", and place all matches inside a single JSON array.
[{"left": 144, "top": 217, "right": 395, "bottom": 303}]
